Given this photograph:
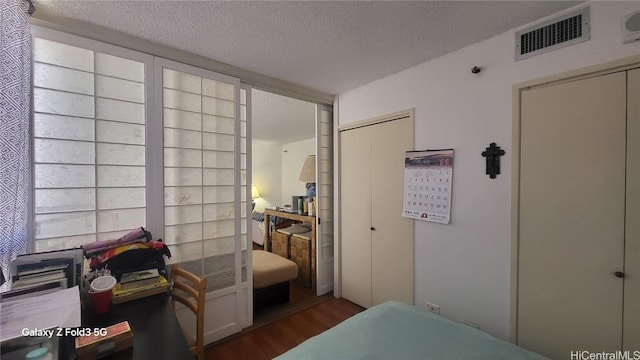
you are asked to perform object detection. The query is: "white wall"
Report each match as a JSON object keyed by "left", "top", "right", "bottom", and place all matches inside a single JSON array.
[
  {"left": 281, "top": 137, "right": 315, "bottom": 205},
  {"left": 252, "top": 142, "right": 282, "bottom": 212},
  {"left": 337, "top": 2, "right": 640, "bottom": 341},
  {"left": 252, "top": 138, "right": 315, "bottom": 211}
]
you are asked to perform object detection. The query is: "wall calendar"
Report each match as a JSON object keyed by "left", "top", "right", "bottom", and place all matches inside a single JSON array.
[{"left": 403, "top": 149, "right": 454, "bottom": 224}]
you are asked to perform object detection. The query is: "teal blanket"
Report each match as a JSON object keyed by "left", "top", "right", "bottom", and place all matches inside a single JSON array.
[{"left": 274, "top": 301, "right": 547, "bottom": 360}]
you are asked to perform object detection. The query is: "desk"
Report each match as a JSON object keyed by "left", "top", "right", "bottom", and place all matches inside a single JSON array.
[
  {"left": 80, "top": 294, "right": 192, "bottom": 360},
  {"left": 263, "top": 209, "right": 316, "bottom": 289}
]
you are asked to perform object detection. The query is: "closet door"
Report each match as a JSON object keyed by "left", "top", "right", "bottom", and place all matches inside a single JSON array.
[
  {"left": 340, "top": 125, "right": 373, "bottom": 308},
  {"left": 625, "top": 68, "right": 640, "bottom": 350},
  {"left": 340, "top": 115, "right": 414, "bottom": 308},
  {"left": 518, "top": 72, "right": 626, "bottom": 358},
  {"left": 370, "top": 118, "right": 414, "bottom": 306}
]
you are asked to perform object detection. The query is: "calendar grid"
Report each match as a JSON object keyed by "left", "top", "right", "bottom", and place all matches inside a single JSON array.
[{"left": 403, "top": 149, "right": 454, "bottom": 224}]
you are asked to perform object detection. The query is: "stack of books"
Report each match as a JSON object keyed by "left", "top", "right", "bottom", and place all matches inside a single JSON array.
[
  {"left": 112, "top": 268, "right": 169, "bottom": 304},
  {"left": 12, "top": 264, "right": 69, "bottom": 289},
  {"left": 120, "top": 269, "right": 160, "bottom": 290},
  {"left": 2, "top": 249, "right": 83, "bottom": 302}
]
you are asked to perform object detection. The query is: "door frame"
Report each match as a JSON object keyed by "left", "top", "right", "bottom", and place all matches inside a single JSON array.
[{"left": 510, "top": 54, "right": 640, "bottom": 343}]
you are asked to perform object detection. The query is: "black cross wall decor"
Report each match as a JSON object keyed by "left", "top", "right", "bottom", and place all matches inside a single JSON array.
[{"left": 481, "top": 143, "right": 505, "bottom": 179}]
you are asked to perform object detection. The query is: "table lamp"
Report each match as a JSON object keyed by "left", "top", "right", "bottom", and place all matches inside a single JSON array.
[
  {"left": 298, "top": 155, "right": 316, "bottom": 198},
  {"left": 251, "top": 184, "right": 260, "bottom": 210}
]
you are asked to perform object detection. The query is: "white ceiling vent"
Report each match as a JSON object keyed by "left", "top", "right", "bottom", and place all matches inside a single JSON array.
[{"left": 515, "top": 7, "right": 590, "bottom": 61}]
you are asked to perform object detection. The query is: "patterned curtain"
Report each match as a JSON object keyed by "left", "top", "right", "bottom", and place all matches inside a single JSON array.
[{"left": 0, "top": 0, "right": 31, "bottom": 286}]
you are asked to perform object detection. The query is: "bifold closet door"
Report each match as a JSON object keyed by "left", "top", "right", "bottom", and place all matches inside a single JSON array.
[
  {"left": 518, "top": 72, "right": 627, "bottom": 358},
  {"left": 340, "top": 116, "right": 414, "bottom": 309},
  {"left": 340, "top": 125, "right": 373, "bottom": 308},
  {"left": 370, "top": 118, "right": 413, "bottom": 306}
]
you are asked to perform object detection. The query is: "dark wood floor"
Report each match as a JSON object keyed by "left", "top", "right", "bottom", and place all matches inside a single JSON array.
[
  {"left": 211, "top": 243, "right": 363, "bottom": 359},
  {"left": 205, "top": 297, "right": 364, "bottom": 360}
]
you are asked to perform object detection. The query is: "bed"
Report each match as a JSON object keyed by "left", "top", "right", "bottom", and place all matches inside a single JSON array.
[{"left": 274, "top": 301, "right": 548, "bottom": 360}]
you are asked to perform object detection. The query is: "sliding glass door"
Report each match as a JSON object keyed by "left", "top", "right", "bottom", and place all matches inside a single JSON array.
[
  {"left": 156, "top": 58, "right": 250, "bottom": 341},
  {"left": 31, "top": 27, "right": 251, "bottom": 343}
]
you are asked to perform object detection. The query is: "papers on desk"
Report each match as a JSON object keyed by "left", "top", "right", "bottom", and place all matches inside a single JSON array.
[{"left": 0, "top": 286, "right": 81, "bottom": 342}]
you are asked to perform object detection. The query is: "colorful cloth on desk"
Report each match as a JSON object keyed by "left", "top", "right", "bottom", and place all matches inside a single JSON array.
[
  {"left": 89, "top": 241, "right": 166, "bottom": 268},
  {"left": 82, "top": 227, "right": 151, "bottom": 257}
]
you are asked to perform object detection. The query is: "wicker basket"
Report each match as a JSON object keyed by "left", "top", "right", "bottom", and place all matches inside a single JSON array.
[
  {"left": 271, "top": 230, "right": 290, "bottom": 258},
  {"left": 290, "top": 234, "right": 312, "bottom": 288}
]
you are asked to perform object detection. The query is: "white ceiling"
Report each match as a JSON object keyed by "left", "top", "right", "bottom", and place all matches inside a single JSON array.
[
  {"left": 252, "top": 89, "right": 316, "bottom": 145},
  {"left": 33, "top": 0, "right": 581, "bottom": 143},
  {"left": 34, "top": 0, "right": 581, "bottom": 95}
]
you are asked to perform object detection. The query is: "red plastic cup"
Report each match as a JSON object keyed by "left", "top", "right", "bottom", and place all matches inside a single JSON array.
[
  {"left": 89, "top": 276, "right": 116, "bottom": 315},
  {"left": 89, "top": 289, "right": 112, "bottom": 315}
]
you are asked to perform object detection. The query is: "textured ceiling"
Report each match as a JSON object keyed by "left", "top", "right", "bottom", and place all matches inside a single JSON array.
[
  {"left": 34, "top": 0, "right": 582, "bottom": 143},
  {"left": 34, "top": 0, "right": 582, "bottom": 96},
  {"left": 252, "top": 89, "right": 316, "bottom": 145}
]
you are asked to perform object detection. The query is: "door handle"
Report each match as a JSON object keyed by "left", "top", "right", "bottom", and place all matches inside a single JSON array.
[
  {"left": 370, "top": 227, "right": 376, "bottom": 231},
  {"left": 615, "top": 271, "right": 625, "bottom": 278}
]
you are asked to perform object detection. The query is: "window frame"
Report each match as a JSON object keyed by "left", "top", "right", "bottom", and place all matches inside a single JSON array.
[
  {"left": 153, "top": 57, "right": 243, "bottom": 281},
  {"left": 30, "top": 26, "right": 155, "bottom": 250}
]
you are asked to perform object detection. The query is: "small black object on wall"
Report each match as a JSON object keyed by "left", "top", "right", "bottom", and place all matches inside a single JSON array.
[{"left": 482, "top": 142, "right": 505, "bottom": 179}]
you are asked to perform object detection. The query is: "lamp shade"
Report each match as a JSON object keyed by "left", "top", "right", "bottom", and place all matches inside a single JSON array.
[
  {"left": 298, "top": 155, "right": 316, "bottom": 183},
  {"left": 251, "top": 184, "right": 260, "bottom": 199}
]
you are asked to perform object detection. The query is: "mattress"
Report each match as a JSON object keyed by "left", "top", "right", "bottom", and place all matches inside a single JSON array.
[{"left": 274, "top": 300, "right": 548, "bottom": 360}]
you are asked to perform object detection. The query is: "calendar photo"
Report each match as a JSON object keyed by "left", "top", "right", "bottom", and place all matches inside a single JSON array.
[{"left": 403, "top": 149, "right": 454, "bottom": 224}]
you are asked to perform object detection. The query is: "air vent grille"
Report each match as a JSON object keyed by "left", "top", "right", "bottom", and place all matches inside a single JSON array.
[
  {"left": 520, "top": 14, "right": 582, "bottom": 55},
  {"left": 516, "top": 7, "right": 590, "bottom": 61}
]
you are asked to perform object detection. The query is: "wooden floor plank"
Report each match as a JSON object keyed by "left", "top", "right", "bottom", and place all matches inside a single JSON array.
[{"left": 206, "top": 297, "right": 364, "bottom": 359}]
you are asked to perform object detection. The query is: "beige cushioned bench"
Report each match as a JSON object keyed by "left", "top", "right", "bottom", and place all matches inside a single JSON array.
[
  {"left": 253, "top": 250, "right": 298, "bottom": 288},
  {"left": 252, "top": 250, "right": 298, "bottom": 313}
]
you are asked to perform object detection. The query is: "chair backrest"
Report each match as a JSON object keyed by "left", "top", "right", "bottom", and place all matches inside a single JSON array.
[{"left": 171, "top": 264, "right": 207, "bottom": 360}]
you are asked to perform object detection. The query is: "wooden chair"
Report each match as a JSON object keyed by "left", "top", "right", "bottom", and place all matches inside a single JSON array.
[{"left": 171, "top": 264, "right": 207, "bottom": 360}]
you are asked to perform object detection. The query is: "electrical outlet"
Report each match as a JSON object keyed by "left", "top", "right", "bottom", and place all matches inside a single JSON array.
[{"left": 425, "top": 302, "right": 440, "bottom": 315}]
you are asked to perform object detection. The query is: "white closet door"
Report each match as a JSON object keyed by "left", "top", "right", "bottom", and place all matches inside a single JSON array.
[
  {"left": 340, "top": 125, "right": 373, "bottom": 308},
  {"left": 625, "top": 68, "right": 640, "bottom": 350},
  {"left": 518, "top": 72, "right": 626, "bottom": 358},
  {"left": 370, "top": 118, "right": 414, "bottom": 306},
  {"left": 340, "top": 115, "right": 414, "bottom": 308}
]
